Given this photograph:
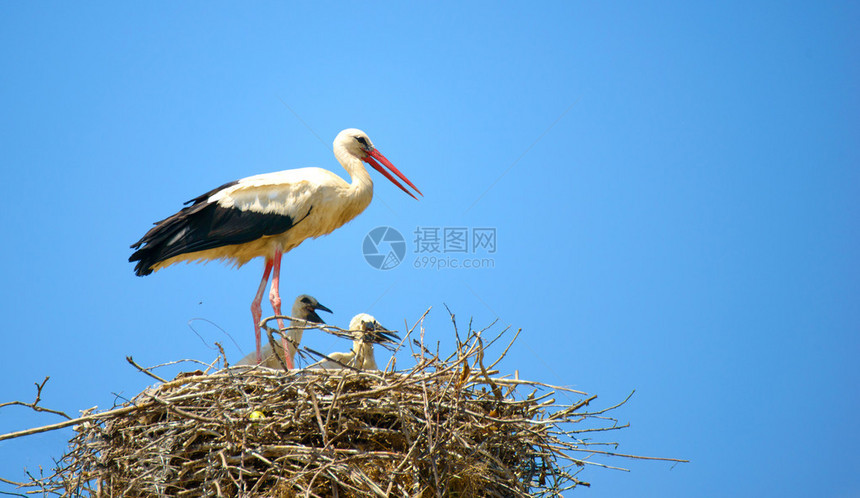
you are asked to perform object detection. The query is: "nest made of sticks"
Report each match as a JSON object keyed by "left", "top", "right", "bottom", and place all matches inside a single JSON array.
[{"left": 7, "top": 311, "right": 677, "bottom": 497}]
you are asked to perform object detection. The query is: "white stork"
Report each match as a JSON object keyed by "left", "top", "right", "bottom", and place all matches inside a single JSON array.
[
  {"left": 129, "top": 129, "right": 421, "bottom": 368},
  {"left": 309, "top": 313, "right": 398, "bottom": 371},
  {"left": 236, "top": 294, "right": 331, "bottom": 368}
]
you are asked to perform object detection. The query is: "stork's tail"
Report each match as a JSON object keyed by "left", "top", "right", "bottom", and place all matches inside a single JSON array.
[{"left": 129, "top": 206, "right": 200, "bottom": 276}]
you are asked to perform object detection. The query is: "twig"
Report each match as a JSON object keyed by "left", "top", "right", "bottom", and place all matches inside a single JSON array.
[
  {"left": 0, "top": 402, "right": 149, "bottom": 442},
  {"left": 126, "top": 356, "right": 168, "bottom": 383},
  {"left": 0, "top": 377, "right": 71, "bottom": 420}
]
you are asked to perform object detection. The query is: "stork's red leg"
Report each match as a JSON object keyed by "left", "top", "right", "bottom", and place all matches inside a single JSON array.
[
  {"left": 251, "top": 258, "right": 274, "bottom": 364},
  {"left": 269, "top": 249, "right": 295, "bottom": 370}
]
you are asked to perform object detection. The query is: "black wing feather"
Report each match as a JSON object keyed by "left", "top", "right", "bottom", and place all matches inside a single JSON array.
[
  {"left": 129, "top": 189, "right": 297, "bottom": 276},
  {"left": 184, "top": 180, "right": 240, "bottom": 206}
]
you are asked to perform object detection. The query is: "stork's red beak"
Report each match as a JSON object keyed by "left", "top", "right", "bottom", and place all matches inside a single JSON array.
[{"left": 364, "top": 148, "right": 423, "bottom": 200}]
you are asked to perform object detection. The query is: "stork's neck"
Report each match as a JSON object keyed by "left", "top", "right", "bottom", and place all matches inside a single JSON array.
[
  {"left": 334, "top": 146, "right": 373, "bottom": 199},
  {"left": 353, "top": 341, "right": 378, "bottom": 370}
]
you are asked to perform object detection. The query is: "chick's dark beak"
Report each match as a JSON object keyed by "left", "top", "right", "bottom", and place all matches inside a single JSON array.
[{"left": 305, "top": 302, "right": 332, "bottom": 325}]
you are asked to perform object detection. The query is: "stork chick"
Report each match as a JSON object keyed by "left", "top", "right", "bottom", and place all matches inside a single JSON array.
[
  {"left": 237, "top": 294, "right": 331, "bottom": 368},
  {"left": 310, "top": 313, "right": 398, "bottom": 371}
]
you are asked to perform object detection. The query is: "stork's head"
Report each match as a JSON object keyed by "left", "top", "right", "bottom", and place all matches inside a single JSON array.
[
  {"left": 334, "top": 128, "right": 423, "bottom": 200},
  {"left": 348, "top": 313, "right": 399, "bottom": 345},
  {"left": 291, "top": 294, "right": 332, "bottom": 325}
]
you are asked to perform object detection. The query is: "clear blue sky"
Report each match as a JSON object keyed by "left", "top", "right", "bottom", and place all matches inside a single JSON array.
[{"left": 1, "top": 2, "right": 857, "bottom": 496}]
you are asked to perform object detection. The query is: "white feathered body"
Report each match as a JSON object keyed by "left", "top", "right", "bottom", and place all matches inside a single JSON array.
[
  {"left": 129, "top": 128, "right": 416, "bottom": 280},
  {"left": 313, "top": 342, "right": 379, "bottom": 371}
]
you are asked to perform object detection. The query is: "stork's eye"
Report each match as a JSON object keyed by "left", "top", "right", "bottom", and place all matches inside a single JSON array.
[
  {"left": 355, "top": 136, "right": 369, "bottom": 147},
  {"left": 301, "top": 297, "right": 311, "bottom": 304}
]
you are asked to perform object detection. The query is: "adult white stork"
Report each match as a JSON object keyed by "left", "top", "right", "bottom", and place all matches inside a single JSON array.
[
  {"left": 129, "top": 129, "right": 421, "bottom": 368},
  {"left": 236, "top": 294, "right": 332, "bottom": 368},
  {"left": 309, "top": 313, "right": 398, "bottom": 371}
]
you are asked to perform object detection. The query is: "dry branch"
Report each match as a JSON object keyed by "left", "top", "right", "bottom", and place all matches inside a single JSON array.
[{"left": 0, "top": 377, "right": 71, "bottom": 421}]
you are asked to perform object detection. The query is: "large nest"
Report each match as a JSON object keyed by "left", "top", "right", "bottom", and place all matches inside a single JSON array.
[{"left": 7, "top": 312, "right": 667, "bottom": 497}]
